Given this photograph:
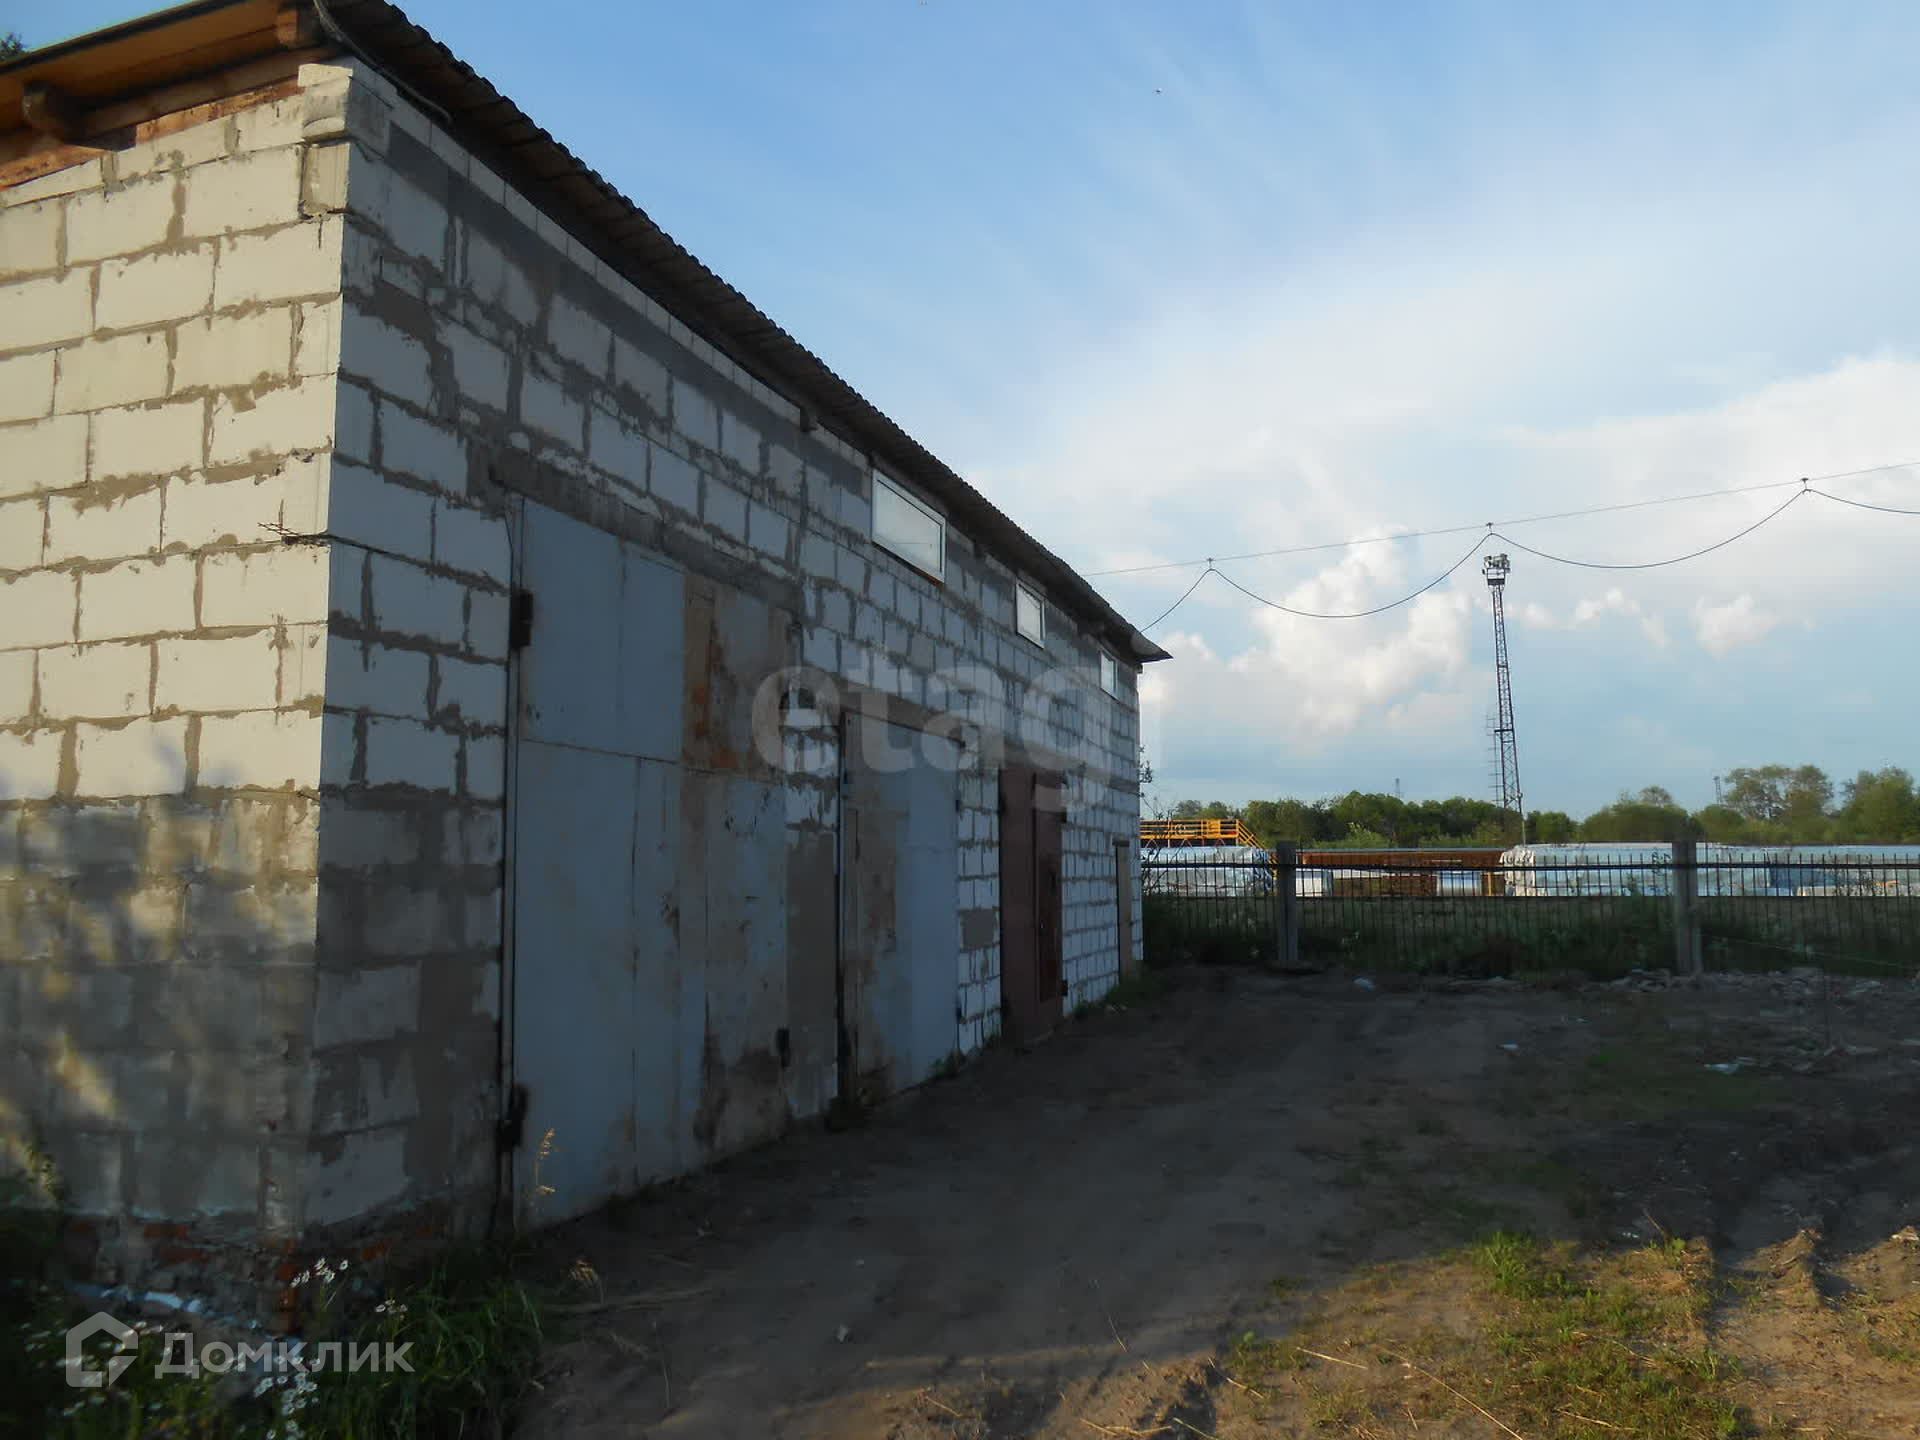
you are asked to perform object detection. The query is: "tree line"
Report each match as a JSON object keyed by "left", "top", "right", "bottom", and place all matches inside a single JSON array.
[{"left": 1160, "top": 764, "right": 1920, "bottom": 849}]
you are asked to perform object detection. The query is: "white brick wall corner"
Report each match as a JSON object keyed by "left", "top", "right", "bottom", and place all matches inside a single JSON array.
[
  {"left": 197, "top": 710, "right": 323, "bottom": 790},
  {"left": 200, "top": 544, "right": 332, "bottom": 628}
]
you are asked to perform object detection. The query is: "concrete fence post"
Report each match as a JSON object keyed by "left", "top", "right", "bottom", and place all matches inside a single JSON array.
[
  {"left": 1275, "top": 842, "right": 1300, "bottom": 971},
  {"left": 1670, "top": 838, "right": 1703, "bottom": 976}
]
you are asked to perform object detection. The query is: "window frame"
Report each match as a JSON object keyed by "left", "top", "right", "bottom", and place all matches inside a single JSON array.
[
  {"left": 1099, "top": 650, "right": 1121, "bottom": 697},
  {"left": 1015, "top": 581, "right": 1046, "bottom": 646},
  {"left": 870, "top": 469, "right": 945, "bottom": 581}
]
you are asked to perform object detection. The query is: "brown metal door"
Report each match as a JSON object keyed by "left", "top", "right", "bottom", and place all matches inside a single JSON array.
[
  {"left": 1033, "top": 776, "right": 1064, "bottom": 1032},
  {"left": 1000, "top": 767, "right": 1065, "bottom": 1042},
  {"left": 998, "top": 767, "right": 1038, "bottom": 1042}
]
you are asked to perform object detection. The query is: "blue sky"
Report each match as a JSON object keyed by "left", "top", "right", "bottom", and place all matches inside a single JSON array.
[{"left": 22, "top": 0, "right": 1920, "bottom": 816}]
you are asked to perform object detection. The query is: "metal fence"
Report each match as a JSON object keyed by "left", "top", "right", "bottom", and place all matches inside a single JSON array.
[{"left": 1140, "top": 843, "right": 1920, "bottom": 979}]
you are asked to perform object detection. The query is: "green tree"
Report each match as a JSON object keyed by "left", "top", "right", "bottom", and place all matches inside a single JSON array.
[
  {"left": 1325, "top": 823, "right": 1392, "bottom": 850},
  {"left": 1241, "top": 798, "right": 1329, "bottom": 848},
  {"left": 1528, "top": 810, "right": 1577, "bottom": 843},
  {"left": 1783, "top": 764, "right": 1834, "bottom": 828},
  {"left": 1, "top": 33, "right": 27, "bottom": 59},
  {"left": 1407, "top": 796, "right": 1503, "bottom": 844},
  {"left": 1167, "top": 799, "right": 1238, "bottom": 822},
  {"left": 1837, "top": 767, "right": 1919, "bottom": 843},
  {"left": 1580, "top": 793, "right": 1702, "bottom": 844},
  {"left": 1723, "top": 765, "right": 1793, "bottom": 824},
  {"left": 1693, "top": 803, "right": 1761, "bottom": 844},
  {"left": 1328, "top": 791, "right": 1409, "bottom": 846}
]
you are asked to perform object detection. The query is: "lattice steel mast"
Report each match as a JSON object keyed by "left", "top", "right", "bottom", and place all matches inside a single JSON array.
[{"left": 1483, "top": 554, "right": 1525, "bottom": 843}]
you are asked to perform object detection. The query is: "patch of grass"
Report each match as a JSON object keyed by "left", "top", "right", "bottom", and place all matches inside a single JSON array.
[
  {"left": 1466, "top": 1233, "right": 1745, "bottom": 1439},
  {"left": 283, "top": 1247, "right": 546, "bottom": 1438},
  {"left": 15, "top": 1308, "right": 237, "bottom": 1439},
  {"left": 1470, "top": 1230, "right": 1574, "bottom": 1300},
  {"left": 1228, "top": 1329, "right": 1305, "bottom": 1376},
  {"left": 1212, "top": 1233, "right": 1771, "bottom": 1439},
  {"left": 1, "top": 1142, "right": 545, "bottom": 1439},
  {"left": 1, "top": 1143, "right": 236, "bottom": 1439},
  {"left": 1305, "top": 1381, "right": 1371, "bottom": 1426}
]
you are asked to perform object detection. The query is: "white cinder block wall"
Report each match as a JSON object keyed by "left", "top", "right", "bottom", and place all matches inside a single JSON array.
[
  {"left": 0, "top": 76, "right": 349, "bottom": 1303},
  {"left": 0, "top": 50, "right": 1146, "bottom": 1302}
]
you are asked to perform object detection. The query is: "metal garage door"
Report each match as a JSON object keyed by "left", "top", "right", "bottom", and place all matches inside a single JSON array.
[
  {"left": 507, "top": 500, "right": 692, "bottom": 1224},
  {"left": 841, "top": 714, "right": 960, "bottom": 1101}
]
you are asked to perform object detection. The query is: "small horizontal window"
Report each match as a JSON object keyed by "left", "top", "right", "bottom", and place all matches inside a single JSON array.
[
  {"left": 872, "top": 471, "right": 944, "bottom": 580},
  {"left": 1100, "top": 651, "right": 1120, "bottom": 696},
  {"left": 1016, "top": 582, "right": 1045, "bottom": 645}
]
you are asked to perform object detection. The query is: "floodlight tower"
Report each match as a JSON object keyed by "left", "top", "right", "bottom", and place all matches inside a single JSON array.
[{"left": 1482, "top": 554, "right": 1525, "bottom": 843}]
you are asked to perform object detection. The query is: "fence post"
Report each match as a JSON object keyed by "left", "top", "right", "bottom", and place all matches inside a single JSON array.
[
  {"left": 1670, "top": 838, "right": 1702, "bottom": 976},
  {"left": 1275, "top": 842, "right": 1300, "bottom": 971}
]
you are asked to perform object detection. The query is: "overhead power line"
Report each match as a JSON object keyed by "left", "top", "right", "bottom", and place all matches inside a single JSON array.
[
  {"left": 1093, "top": 458, "right": 1919, "bottom": 579},
  {"left": 1141, "top": 565, "right": 1214, "bottom": 631},
  {"left": 1209, "top": 535, "right": 1486, "bottom": 621},
  {"left": 1139, "top": 472, "right": 1915, "bottom": 633},
  {"left": 1807, "top": 486, "right": 1920, "bottom": 517},
  {"left": 1496, "top": 487, "right": 1807, "bottom": 571}
]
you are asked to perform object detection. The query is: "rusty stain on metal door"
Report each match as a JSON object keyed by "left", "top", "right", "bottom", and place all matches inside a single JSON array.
[{"left": 999, "top": 766, "right": 1064, "bottom": 1043}]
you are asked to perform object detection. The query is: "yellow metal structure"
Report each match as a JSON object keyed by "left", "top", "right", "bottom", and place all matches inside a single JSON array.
[{"left": 1141, "top": 818, "right": 1266, "bottom": 851}]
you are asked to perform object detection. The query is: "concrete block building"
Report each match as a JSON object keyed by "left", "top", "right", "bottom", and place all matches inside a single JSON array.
[{"left": 0, "top": 0, "right": 1166, "bottom": 1313}]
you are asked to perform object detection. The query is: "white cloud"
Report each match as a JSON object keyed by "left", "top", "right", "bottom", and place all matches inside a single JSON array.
[
  {"left": 1140, "top": 576, "right": 1474, "bottom": 753},
  {"left": 1067, "top": 351, "right": 1918, "bottom": 810},
  {"left": 913, "top": 11, "right": 1920, "bottom": 811},
  {"left": 1691, "top": 594, "right": 1783, "bottom": 656},
  {"left": 1566, "top": 588, "right": 1670, "bottom": 649}
]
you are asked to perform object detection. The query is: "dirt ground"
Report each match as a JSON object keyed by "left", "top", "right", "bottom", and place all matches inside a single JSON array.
[{"left": 514, "top": 965, "right": 1920, "bottom": 1439}]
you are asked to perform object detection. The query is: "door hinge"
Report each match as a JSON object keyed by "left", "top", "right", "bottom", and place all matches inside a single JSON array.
[{"left": 509, "top": 588, "right": 536, "bottom": 651}]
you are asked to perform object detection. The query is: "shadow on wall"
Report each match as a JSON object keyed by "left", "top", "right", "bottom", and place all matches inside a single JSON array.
[{"left": 1, "top": 724, "right": 323, "bottom": 1317}]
